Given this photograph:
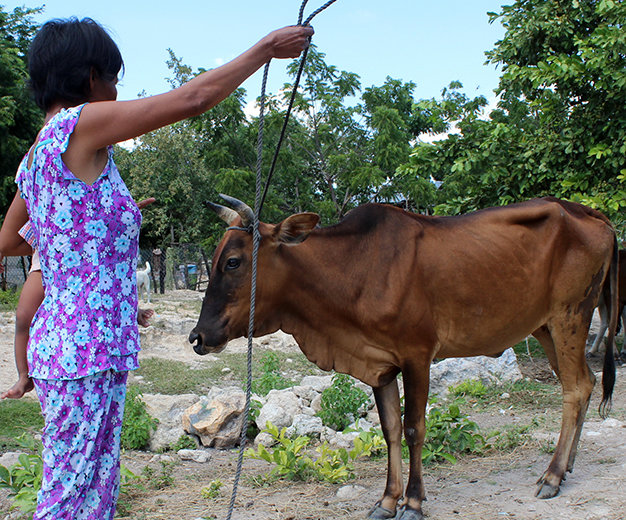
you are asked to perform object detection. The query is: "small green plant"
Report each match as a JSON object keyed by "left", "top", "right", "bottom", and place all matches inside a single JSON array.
[
  {"left": 345, "top": 424, "right": 387, "bottom": 459},
  {"left": 246, "top": 422, "right": 315, "bottom": 482},
  {"left": 249, "top": 351, "right": 292, "bottom": 396},
  {"left": 0, "top": 434, "right": 43, "bottom": 515},
  {"left": 141, "top": 460, "right": 176, "bottom": 489},
  {"left": 404, "top": 398, "right": 485, "bottom": 465},
  {"left": 169, "top": 434, "right": 197, "bottom": 452},
  {"left": 121, "top": 385, "right": 158, "bottom": 451},
  {"left": 317, "top": 374, "right": 369, "bottom": 431},
  {"left": 201, "top": 479, "right": 224, "bottom": 499},
  {"left": 245, "top": 422, "right": 359, "bottom": 484},
  {"left": 450, "top": 379, "right": 487, "bottom": 398},
  {"left": 246, "top": 398, "right": 263, "bottom": 439}
]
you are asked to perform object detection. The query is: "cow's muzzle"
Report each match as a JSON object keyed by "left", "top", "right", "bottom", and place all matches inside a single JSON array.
[{"left": 188, "top": 330, "right": 227, "bottom": 355}]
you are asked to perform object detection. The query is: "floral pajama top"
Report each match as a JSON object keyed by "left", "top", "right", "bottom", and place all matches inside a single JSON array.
[{"left": 16, "top": 104, "right": 142, "bottom": 380}]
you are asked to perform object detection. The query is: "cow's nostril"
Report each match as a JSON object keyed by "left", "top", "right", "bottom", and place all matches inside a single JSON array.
[{"left": 188, "top": 331, "right": 199, "bottom": 345}]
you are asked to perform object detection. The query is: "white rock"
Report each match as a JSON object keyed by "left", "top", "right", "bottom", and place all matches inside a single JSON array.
[{"left": 177, "top": 449, "right": 211, "bottom": 463}]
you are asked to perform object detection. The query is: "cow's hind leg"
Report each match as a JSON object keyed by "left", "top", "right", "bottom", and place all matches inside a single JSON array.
[
  {"left": 368, "top": 378, "right": 403, "bottom": 519},
  {"left": 533, "top": 318, "right": 595, "bottom": 499}
]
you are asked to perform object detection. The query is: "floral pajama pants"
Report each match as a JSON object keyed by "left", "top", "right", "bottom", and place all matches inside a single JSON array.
[{"left": 33, "top": 370, "right": 128, "bottom": 520}]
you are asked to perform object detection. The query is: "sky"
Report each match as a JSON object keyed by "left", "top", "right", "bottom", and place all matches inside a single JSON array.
[{"left": 4, "top": 1, "right": 507, "bottom": 109}]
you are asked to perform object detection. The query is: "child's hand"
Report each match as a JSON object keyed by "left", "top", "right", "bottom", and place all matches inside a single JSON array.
[
  {"left": 1, "top": 375, "right": 34, "bottom": 399},
  {"left": 137, "top": 308, "right": 154, "bottom": 327}
]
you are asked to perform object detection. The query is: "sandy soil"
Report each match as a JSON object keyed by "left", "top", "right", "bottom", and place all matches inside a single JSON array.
[{"left": 1, "top": 290, "right": 625, "bottom": 520}]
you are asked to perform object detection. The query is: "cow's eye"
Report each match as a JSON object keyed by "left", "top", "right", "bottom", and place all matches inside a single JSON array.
[{"left": 225, "top": 258, "right": 240, "bottom": 270}]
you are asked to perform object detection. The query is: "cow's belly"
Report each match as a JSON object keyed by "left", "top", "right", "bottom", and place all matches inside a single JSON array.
[{"left": 432, "top": 296, "right": 551, "bottom": 358}]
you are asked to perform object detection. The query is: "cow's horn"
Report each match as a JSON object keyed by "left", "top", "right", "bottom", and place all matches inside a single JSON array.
[
  {"left": 204, "top": 201, "right": 238, "bottom": 225},
  {"left": 219, "top": 194, "right": 254, "bottom": 227}
]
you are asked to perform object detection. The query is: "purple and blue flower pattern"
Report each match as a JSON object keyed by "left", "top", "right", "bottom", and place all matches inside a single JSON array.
[{"left": 16, "top": 104, "right": 142, "bottom": 380}]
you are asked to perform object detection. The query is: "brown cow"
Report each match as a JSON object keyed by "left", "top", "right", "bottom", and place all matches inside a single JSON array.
[{"left": 189, "top": 196, "right": 618, "bottom": 520}]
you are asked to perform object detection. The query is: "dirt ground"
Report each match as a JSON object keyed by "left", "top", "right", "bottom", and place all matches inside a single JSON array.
[{"left": 1, "top": 290, "right": 625, "bottom": 520}]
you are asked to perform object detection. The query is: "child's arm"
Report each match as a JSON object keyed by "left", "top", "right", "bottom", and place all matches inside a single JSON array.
[
  {"left": 0, "top": 192, "right": 33, "bottom": 257},
  {"left": 1, "top": 270, "right": 41, "bottom": 399}
]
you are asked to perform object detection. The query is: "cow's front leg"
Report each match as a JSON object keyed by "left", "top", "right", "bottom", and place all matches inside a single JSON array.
[
  {"left": 396, "top": 363, "right": 430, "bottom": 520},
  {"left": 367, "top": 378, "right": 403, "bottom": 519}
]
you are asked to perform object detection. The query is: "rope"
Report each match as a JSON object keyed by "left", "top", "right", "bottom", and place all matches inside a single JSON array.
[{"left": 224, "top": 2, "right": 338, "bottom": 518}]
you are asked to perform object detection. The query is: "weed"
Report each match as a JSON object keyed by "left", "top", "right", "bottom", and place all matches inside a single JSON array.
[
  {"left": 346, "top": 424, "right": 387, "bottom": 459},
  {"left": 141, "top": 460, "right": 176, "bottom": 489},
  {"left": 201, "top": 479, "right": 224, "bottom": 499},
  {"left": 403, "top": 398, "right": 486, "bottom": 465},
  {"left": 246, "top": 422, "right": 361, "bottom": 484},
  {"left": 540, "top": 439, "right": 556, "bottom": 454},
  {"left": 164, "top": 434, "right": 197, "bottom": 452},
  {"left": 121, "top": 385, "right": 158, "bottom": 451},
  {"left": 477, "top": 380, "right": 560, "bottom": 411},
  {"left": 0, "top": 434, "right": 42, "bottom": 516},
  {"left": 317, "top": 374, "right": 369, "bottom": 431}
]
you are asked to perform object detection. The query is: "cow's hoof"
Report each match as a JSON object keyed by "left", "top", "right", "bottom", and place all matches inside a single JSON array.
[
  {"left": 367, "top": 501, "right": 396, "bottom": 519},
  {"left": 535, "top": 481, "right": 560, "bottom": 499},
  {"left": 395, "top": 505, "right": 424, "bottom": 520}
]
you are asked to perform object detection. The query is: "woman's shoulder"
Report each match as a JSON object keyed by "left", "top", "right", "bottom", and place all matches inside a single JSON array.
[{"left": 40, "top": 104, "right": 88, "bottom": 143}]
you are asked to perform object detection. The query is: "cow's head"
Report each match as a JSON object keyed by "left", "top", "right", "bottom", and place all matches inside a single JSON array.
[{"left": 189, "top": 195, "right": 319, "bottom": 355}]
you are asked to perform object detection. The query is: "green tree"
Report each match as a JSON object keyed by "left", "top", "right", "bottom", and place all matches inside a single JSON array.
[
  {"left": 0, "top": 5, "right": 42, "bottom": 217},
  {"left": 486, "top": 0, "right": 626, "bottom": 223}
]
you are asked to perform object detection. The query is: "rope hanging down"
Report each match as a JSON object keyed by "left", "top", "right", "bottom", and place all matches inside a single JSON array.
[{"left": 224, "top": 2, "right": 338, "bottom": 519}]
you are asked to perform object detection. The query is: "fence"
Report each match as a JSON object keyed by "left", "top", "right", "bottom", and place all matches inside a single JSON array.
[{"left": 1, "top": 244, "right": 212, "bottom": 293}]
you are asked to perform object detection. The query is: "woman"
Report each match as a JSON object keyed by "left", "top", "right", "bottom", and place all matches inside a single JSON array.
[{"left": 8, "top": 17, "right": 313, "bottom": 519}]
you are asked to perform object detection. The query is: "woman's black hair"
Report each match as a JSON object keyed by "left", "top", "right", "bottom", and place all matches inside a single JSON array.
[{"left": 28, "top": 17, "right": 124, "bottom": 111}]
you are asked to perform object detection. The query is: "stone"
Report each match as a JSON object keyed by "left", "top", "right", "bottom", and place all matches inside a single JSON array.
[
  {"left": 256, "top": 389, "right": 302, "bottom": 430},
  {"left": 300, "top": 375, "right": 333, "bottom": 393},
  {"left": 336, "top": 484, "right": 366, "bottom": 500},
  {"left": 286, "top": 414, "right": 324, "bottom": 438},
  {"left": 429, "top": 348, "right": 522, "bottom": 396},
  {"left": 177, "top": 449, "right": 211, "bottom": 463},
  {"left": 141, "top": 393, "right": 199, "bottom": 452},
  {"left": 183, "top": 386, "right": 246, "bottom": 448}
]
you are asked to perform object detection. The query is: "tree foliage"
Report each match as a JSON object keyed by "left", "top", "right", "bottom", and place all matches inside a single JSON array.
[
  {"left": 0, "top": 5, "right": 42, "bottom": 217},
  {"left": 407, "top": 0, "right": 625, "bottom": 228}
]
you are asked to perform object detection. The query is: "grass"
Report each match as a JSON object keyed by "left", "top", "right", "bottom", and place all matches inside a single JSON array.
[
  {"left": 0, "top": 287, "right": 21, "bottom": 311},
  {"left": 476, "top": 379, "right": 561, "bottom": 412},
  {"left": 512, "top": 337, "right": 547, "bottom": 361},
  {"left": 0, "top": 399, "right": 43, "bottom": 452},
  {"left": 134, "top": 348, "right": 324, "bottom": 395}
]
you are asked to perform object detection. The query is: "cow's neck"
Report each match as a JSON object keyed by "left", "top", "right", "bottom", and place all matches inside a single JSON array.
[{"left": 272, "top": 230, "right": 402, "bottom": 387}]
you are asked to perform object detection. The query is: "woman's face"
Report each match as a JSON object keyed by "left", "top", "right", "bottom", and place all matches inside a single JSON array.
[{"left": 89, "top": 74, "right": 118, "bottom": 102}]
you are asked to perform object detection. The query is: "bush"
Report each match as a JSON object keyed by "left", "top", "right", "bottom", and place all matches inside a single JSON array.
[
  {"left": 121, "top": 385, "right": 158, "bottom": 450},
  {"left": 418, "top": 398, "right": 485, "bottom": 464},
  {"left": 317, "top": 374, "right": 369, "bottom": 431}
]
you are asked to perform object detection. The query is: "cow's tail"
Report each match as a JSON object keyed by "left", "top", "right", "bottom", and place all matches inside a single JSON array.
[{"left": 599, "top": 234, "right": 619, "bottom": 419}]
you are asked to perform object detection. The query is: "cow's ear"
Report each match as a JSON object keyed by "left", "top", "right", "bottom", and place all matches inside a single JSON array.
[{"left": 275, "top": 213, "right": 320, "bottom": 245}]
